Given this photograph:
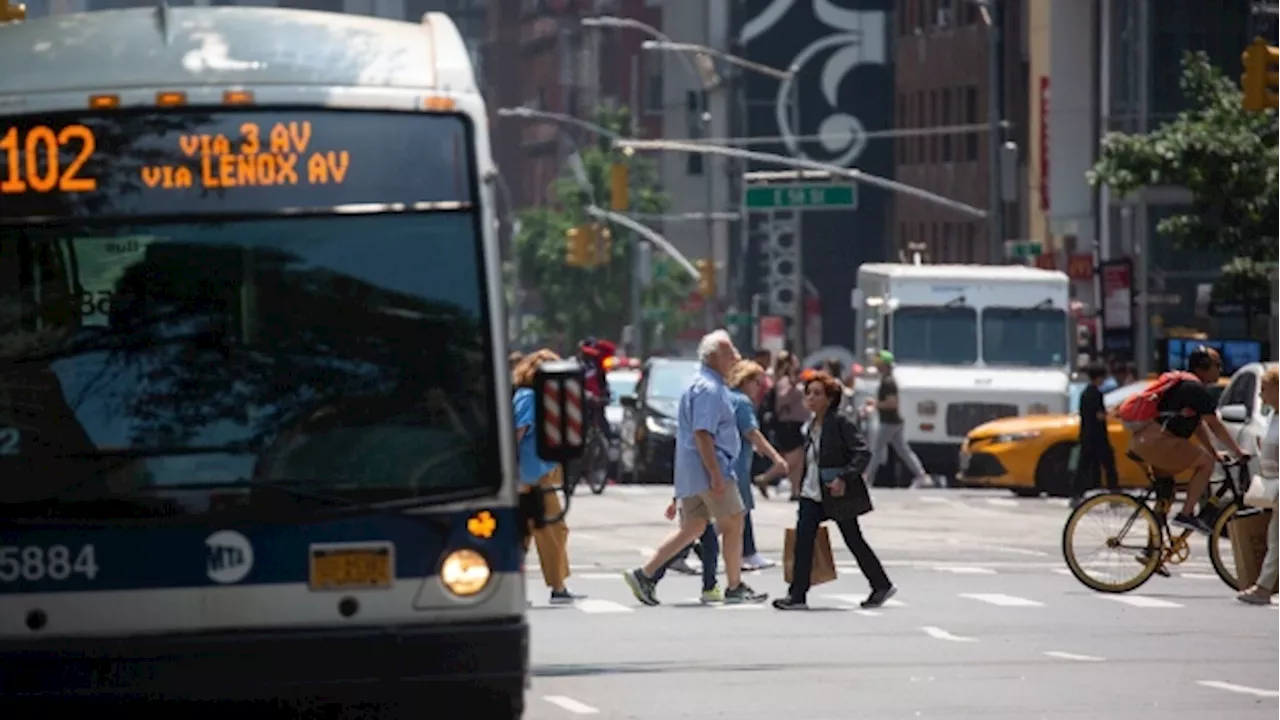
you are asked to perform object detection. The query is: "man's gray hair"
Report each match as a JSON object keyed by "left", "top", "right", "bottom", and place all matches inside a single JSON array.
[{"left": 696, "top": 329, "right": 734, "bottom": 364}]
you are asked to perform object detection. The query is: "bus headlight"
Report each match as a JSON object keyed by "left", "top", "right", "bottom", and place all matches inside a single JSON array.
[
  {"left": 917, "top": 400, "right": 938, "bottom": 416},
  {"left": 440, "top": 549, "right": 491, "bottom": 597}
]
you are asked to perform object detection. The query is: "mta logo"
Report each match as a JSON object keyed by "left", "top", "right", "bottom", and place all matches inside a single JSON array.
[{"left": 204, "top": 530, "right": 254, "bottom": 584}]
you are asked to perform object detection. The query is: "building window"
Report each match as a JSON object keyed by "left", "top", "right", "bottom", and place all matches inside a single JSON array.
[
  {"left": 940, "top": 88, "right": 953, "bottom": 162},
  {"left": 895, "top": 93, "right": 906, "bottom": 164},
  {"left": 928, "top": 90, "right": 939, "bottom": 163},
  {"left": 644, "top": 58, "right": 663, "bottom": 116},
  {"left": 965, "top": 223, "right": 977, "bottom": 262},
  {"left": 964, "top": 86, "right": 979, "bottom": 161},
  {"left": 914, "top": 91, "right": 926, "bottom": 163},
  {"left": 686, "top": 90, "right": 704, "bottom": 175},
  {"left": 941, "top": 223, "right": 953, "bottom": 261}
]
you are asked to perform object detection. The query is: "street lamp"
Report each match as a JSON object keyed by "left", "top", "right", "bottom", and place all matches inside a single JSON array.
[{"left": 579, "top": 16, "right": 711, "bottom": 123}]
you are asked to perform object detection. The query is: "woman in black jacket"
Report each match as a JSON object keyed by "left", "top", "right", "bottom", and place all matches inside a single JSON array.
[{"left": 773, "top": 371, "right": 897, "bottom": 610}]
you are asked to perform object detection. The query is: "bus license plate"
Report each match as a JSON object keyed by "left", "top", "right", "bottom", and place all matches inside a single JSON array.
[{"left": 308, "top": 543, "right": 394, "bottom": 591}]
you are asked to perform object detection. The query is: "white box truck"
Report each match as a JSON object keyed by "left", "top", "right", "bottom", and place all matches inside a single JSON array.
[{"left": 853, "top": 263, "right": 1072, "bottom": 481}]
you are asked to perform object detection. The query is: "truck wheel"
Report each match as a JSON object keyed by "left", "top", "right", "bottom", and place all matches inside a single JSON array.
[{"left": 1035, "top": 443, "right": 1076, "bottom": 498}]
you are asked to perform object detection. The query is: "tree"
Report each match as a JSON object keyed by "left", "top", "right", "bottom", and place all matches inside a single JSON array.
[
  {"left": 1088, "top": 51, "right": 1278, "bottom": 315},
  {"left": 513, "top": 106, "right": 699, "bottom": 352}
]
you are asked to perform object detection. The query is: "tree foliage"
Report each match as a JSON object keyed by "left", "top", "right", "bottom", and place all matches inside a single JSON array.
[
  {"left": 513, "top": 106, "right": 698, "bottom": 351},
  {"left": 1087, "top": 51, "right": 1278, "bottom": 305}
]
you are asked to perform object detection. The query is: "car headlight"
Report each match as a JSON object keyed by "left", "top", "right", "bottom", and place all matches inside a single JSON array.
[
  {"left": 994, "top": 431, "right": 1042, "bottom": 444},
  {"left": 440, "top": 549, "right": 490, "bottom": 597},
  {"left": 1028, "top": 403, "right": 1050, "bottom": 415},
  {"left": 917, "top": 400, "right": 938, "bottom": 416},
  {"left": 645, "top": 415, "right": 677, "bottom": 435}
]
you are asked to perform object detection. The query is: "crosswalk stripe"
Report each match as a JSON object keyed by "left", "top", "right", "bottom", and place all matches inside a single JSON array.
[
  {"left": 935, "top": 566, "right": 997, "bottom": 574},
  {"left": 960, "top": 593, "right": 1044, "bottom": 607},
  {"left": 985, "top": 498, "right": 1020, "bottom": 508},
  {"left": 576, "top": 599, "right": 634, "bottom": 614},
  {"left": 1099, "top": 595, "right": 1182, "bottom": 608},
  {"left": 716, "top": 603, "right": 768, "bottom": 611},
  {"left": 823, "top": 594, "right": 906, "bottom": 608}
]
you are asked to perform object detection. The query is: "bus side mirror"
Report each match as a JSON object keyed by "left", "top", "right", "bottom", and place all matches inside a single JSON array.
[{"left": 533, "top": 359, "right": 587, "bottom": 463}]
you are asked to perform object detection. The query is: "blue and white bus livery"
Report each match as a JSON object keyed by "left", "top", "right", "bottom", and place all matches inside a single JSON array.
[{"left": 0, "top": 5, "right": 583, "bottom": 718}]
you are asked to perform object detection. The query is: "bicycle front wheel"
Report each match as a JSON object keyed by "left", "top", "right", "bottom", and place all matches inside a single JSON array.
[
  {"left": 1208, "top": 503, "right": 1242, "bottom": 590},
  {"left": 1062, "top": 492, "right": 1163, "bottom": 593}
]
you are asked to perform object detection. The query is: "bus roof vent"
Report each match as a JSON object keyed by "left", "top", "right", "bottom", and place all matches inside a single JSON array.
[{"left": 153, "top": 0, "right": 174, "bottom": 45}]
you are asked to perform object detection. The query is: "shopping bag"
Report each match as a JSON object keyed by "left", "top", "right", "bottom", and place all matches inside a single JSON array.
[
  {"left": 1229, "top": 510, "right": 1272, "bottom": 589},
  {"left": 783, "top": 525, "right": 838, "bottom": 587}
]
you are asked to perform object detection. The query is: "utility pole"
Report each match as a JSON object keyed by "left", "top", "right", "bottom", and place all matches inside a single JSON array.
[{"left": 985, "top": 0, "right": 1004, "bottom": 264}]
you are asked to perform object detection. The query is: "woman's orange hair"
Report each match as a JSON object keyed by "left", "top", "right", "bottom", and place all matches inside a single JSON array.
[
  {"left": 805, "top": 370, "right": 843, "bottom": 404},
  {"left": 512, "top": 349, "right": 561, "bottom": 388}
]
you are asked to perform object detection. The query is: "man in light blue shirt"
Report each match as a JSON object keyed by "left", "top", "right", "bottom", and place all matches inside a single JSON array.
[{"left": 623, "top": 330, "right": 767, "bottom": 606}]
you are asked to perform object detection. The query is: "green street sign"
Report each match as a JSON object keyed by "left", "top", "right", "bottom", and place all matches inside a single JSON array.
[
  {"left": 1009, "top": 241, "right": 1043, "bottom": 258},
  {"left": 724, "top": 312, "right": 751, "bottom": 326},
  {"left": 744, "top": 183, "right": 858, "bottom": 210}
]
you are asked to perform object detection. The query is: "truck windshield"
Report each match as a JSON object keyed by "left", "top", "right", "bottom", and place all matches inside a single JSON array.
[
  {"left": 890, "top": 307, "right": 978, "bottom": 365},
  {"left": 982, "top": 307, "right": 1068, "bottom": 368},
  {"left": 0, "top": 109, "right": 498, "bottom": 516}
]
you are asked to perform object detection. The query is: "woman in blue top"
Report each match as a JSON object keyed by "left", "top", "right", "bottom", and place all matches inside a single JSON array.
[
  {"left": 512, "top": 349, "right": 584, "bottom": 605},
  {"left": 727, "top": 360, "right": 789, "bottom": 569}
]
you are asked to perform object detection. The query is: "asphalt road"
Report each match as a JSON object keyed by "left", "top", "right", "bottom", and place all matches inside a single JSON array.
[{"left": 522, "top": 485, "right": 1279, "bottom": 720}]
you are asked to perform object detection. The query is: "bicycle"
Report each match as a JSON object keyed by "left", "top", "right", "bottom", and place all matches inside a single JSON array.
[
  {"left": 1062, "top": 452, "right": 1262, "bottom": 593},
  {"left": 565, "top": 397, "right": 610, "bottom": 496}
]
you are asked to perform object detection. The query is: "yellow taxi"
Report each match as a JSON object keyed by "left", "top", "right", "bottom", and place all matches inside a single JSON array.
[{"left": 958, "top": 377, "right": 1228, "bottom": 497}]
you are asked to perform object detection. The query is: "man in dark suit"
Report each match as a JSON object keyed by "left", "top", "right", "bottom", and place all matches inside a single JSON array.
[{"left": 1071, "top": 363, "right": 1119, "bottom": 507}]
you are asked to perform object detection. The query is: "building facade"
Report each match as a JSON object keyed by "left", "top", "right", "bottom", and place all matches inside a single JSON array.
[
  {"left": 1048, "top": 0, "right": 1262, "bottom": 372},
  {"left": 485, "top": 0, "right": 662, "bottom": 210},
  {"left": 892, "top": 0, "right": 1026, "bottom": 265}
]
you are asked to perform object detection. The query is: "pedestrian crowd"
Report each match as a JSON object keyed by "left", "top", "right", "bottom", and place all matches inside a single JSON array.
[{"left": 510, "top": 338, "right": 1276, "bottom": 610}]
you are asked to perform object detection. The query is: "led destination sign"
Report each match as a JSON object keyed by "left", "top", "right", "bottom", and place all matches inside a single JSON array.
[{"left": 0, "top": 110, "right": 473, "bottom": 220}]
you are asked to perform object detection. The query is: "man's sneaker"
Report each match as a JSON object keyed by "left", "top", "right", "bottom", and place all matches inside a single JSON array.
[
  {"left": 743, "top": 554, "right": 777, "bottom": 571},
  {"left": 771, "top": 596, "right": 807, "bottom": 610},
  {"left": 622, "top": 568, "right": 659, "bottom": 606},
  {"left": 724, "top": 582, "right": 768, "bottom": 604},
  {"left": 1171, "top": 513, "right": 1213, "bottom": 535},
  {"left": 549, "top": 588, "right": 585, "bottom": 605},
  {"left": 861, "top": 585, "right": 897, "bottom": 608},
  {"left": 700, "top": 586, "right": 724, "bottom": 604},
  {"left": 669, "top": 558, "right": 699, "bottom": 575}
]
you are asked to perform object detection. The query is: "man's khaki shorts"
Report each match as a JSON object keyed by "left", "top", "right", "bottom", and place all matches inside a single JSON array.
[
  {"left": 1128, "top": 421, "right": 1212, "bottom": 476},
  {"left": 679, "top": 486, "right": 745, "bottom": 523}
]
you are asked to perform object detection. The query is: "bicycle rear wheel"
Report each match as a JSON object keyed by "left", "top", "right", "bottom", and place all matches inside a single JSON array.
[
  {"left": 1208, "top": 503, "right": 1242, "bottom": 590},
  {"left": 1062, "top": 492, "right": 1163, "bottom": 593},
  {"left": 585, "top": 432, "right": 610, "bottom": 495}
]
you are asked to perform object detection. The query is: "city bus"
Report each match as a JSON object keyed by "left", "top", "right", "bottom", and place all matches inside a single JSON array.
[{"left": 0, "top": 5, "right": 580, "bottom": 717}]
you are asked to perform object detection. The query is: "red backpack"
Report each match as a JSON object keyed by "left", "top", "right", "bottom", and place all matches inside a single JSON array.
[{"left": 1115, "top": 371, "right": 1199, "bottom": 429}]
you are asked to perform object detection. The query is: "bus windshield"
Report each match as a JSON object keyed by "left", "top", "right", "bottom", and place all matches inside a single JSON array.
[
  {"left": 0, "top": 109, "right": 498, "bottom": 514},
  {"left": 890, "top": 307, "right": 978, "bottom": 365},
  {"left": 982, "top": 307, "right": 1068, "bottom": 368}
]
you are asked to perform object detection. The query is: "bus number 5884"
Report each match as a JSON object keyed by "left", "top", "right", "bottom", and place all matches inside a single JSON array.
[{"left": 0, "top": 545, "right": 99, "bottom": 583}]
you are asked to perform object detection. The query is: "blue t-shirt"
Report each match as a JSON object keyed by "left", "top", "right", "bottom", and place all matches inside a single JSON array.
[
  {"left": 730, "top": 389, "right": 758, "bottom": 488},
  {"left": 513, "top": 387, "right": 558, "bottom": 485}
]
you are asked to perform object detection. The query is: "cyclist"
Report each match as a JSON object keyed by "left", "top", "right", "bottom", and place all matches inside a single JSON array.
[
  {"left": 1125, "top": 346, "right": 1249, "bottom": 534},
  {"left": 578, "top": 337, "right": 617, "bottom": 439}
]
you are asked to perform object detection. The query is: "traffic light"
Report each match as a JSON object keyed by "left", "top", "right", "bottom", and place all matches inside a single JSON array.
[
  {"left": 609, "top": 163, "right": 629, "bottom": 212},
  {"left": 590, "top": 223, "right": 612, "bottom": 265},
  {"left": 1241, "top": 37, "right": 1278, "bottom": 112},
  {"left": 696, "top": 259, "right": 716, "bottom": 299},
  {"left": 565, "top": 226, "right": 590, "bottom": 267},
  {"left": 0, "top": 2, "right": 25, "bottom": 22}
]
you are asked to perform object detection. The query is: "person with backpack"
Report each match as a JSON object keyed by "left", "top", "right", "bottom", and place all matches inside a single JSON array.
[{"left": 1119, "top": 346, "right": 1250, "bottom": 534}]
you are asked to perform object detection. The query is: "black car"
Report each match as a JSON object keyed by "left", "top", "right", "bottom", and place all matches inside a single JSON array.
[{"left": 618, "top": 357, "right": 700, "bottom": 484}]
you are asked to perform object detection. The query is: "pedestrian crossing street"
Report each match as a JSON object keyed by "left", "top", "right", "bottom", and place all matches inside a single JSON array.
[
  {"left": 597, "top": 484, "right": 1072, "bottom": 510},
  {"left": 526, "top": 562, "right": 1279, "bottom": 615}
]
